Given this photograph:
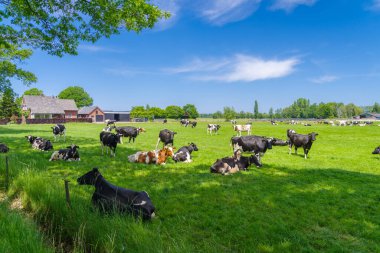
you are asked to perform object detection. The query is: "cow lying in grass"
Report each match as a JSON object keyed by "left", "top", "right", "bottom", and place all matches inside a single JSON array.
[
  {"left": 173, "top": 143, "right": 198, "bottom": 163},
  {"left": 210, "top": 150, "right": 261, "bottom": 175},
  {"left": 373, "top": 146, "right": 380, "bottom": 155},
  {"left": 49, "top": 144, "right": 80, "bottom": 161},
  {"left": 77, "top": 168, "right": 155, "bottom": 220},
  {"left": 128, "top": 147, "right": 175, "bottom": 165},
  {"left": 0, "top": 143, "right": 9, "bottom": 153},
  {"left": 25, "top": 135, "right": 53, "bottom": 151}
]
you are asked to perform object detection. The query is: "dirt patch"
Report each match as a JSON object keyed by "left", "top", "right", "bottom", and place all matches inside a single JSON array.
[{"left": 10, "top": 196, "right": 23, "bottom": 210}]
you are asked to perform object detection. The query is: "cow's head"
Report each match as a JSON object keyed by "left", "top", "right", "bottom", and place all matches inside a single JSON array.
[
  {"left": 116, "top": 133, "right": 123, "bottom": 143},
  {"left": 157, "top": 147, "right": 175, "bottom": 164},
  {"left": 138, "top": 127, "right": 146, "bottom": 133},
  {"left": 44, "top": 140, "right": 53, "bottom": 150},
  {"left": 372, "top": 146, "right": 380, "bottom": 154},
  {"left": 77, "top": 168, "right": 100, "bottom": 185},
  {"left": 67, "top": 144, "right": 79, "bottom": 157},
  {"left": 216, "top": 125, "right": 221, "bottom": 130},
  {"left": 309, "top": 132, "right": 318, "bottom": 141},
  {"left": 189, "top": 142, "right": 198, "bottom": 151},
  {"left": 25, "top": 135, "right": 36, "bottom": 143},
  {"left": 287, "top": 129, "right": 296, "bottom": 137},
  {"left": 264, "top": 138, "right": 273, "bottom": 149}
]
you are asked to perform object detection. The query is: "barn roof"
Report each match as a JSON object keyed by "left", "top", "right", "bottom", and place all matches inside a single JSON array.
[
  {"left": 23, "top": 95, "right": 78, "bottom": 114},
  {"left": 78, "top": 106, "right": 103, "bottom": 115}
]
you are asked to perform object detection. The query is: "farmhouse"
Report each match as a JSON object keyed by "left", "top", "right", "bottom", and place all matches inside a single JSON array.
[
  {"left": 22, "top": 95, "right": 78, "bottom": 119},
  {"left": 359, "top": 112, "right": 380, "bottom": 119},
  {"left": 104, "top": 110, "right": 131, "bottom": 122},
  {"left": 78, "top": 106, "right": 105, "bottom": 122}
]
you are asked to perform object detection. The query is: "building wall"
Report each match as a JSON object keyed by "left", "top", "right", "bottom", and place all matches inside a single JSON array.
[
  {"left": 65, "top": 110, "right": 78, "bottom": 119},
  {"left": 105, "top": 113, "right": 130, "bottom": 122}
]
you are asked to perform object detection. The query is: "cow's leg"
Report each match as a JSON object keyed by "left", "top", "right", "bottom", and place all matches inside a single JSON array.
[
  {"left": 155, "top": 138, "right": 161, "bottom": 150},
  {"left": 288, "top": 144, "right": 292, "bottom": 154},
  {"left": 295, "top": 147, "right": 298, "bottom": 155},
  {"left": 304, "top": 148, "right": 308, "bottom": 159}
]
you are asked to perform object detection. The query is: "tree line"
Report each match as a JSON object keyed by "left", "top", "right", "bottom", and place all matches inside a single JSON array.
[
  {"left": 130, "top": 104, "right": 199, "bottom": 120},
  {"left": 207, "top": 98, "right": 380, "bottom": 120}
]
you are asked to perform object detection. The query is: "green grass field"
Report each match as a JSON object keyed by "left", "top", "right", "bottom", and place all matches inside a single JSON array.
[{"left": 0, "top": 121, "right": 380, "bottom": 252}]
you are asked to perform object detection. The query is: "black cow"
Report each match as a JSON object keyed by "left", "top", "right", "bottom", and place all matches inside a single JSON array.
[
  {"left": 210, "top": 150, "right": 261, "bottom": 175},
  {"left": 115, "top": 126, "right": 145, "bottom": 144},
  {"left": 163, "top": 119, "right": 167, "bottom": 124},
  {"left": 288, "top": 131, "right": 318, "bottom": 159},
  {"left": 272, "top": 138, "right": 289, "bottom": 146},
  {"left": 372, "top": 146, "right": 380, "bottom": 155},
  {"left": 100, "top": 131, "right": 121, "bottom": 157},
  {"left": 0, "top": 143, "right": 9, "bottom": 153},
  {"left": 190, "top": 121, "right": 197, "bottom": 128},
  {"left": 155, "top": 129, "right": 177, "bottom": 149},
  {"left": 231, "top": 135, "right": 273, "bottom": 165},
  {"left": 52, "top": 124, "right": 66, "bottom": 142},
  {"left": 77, "top": 168, "right": 155, "bottom": 220},
  {"left": 49, "top": 144, "right": 80, "bottom": 161},
  {"left": 173, "top": 143, "right": 199, "bottom": 163}
]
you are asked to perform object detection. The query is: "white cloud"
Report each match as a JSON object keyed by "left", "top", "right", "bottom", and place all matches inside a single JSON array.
[
  {"left": 166, "top": 54, "right": 299, "bottom": 82},
  {"left": 271, "top": 0, "right": 317, "bottom": 12},
  {"left": 311, "top": 75, "right": 339, "bottom": 84},
  {"left": 367, "top": 0, "right": 380, "bottom": 11},
  {"left": 196, "top": 0, "right": 261, "bottom": 25}
]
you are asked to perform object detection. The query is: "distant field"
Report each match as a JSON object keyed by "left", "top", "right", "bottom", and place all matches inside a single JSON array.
[{"left": 0, "top": 121, "right": 379, "bottom": 252}]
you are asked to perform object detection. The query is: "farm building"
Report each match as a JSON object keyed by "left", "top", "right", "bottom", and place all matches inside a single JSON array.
[
  {"left": 78, "top": 106, "right": 105, "bottom": 122},
  {"left": 359, "top": 112, "right": 380, "bottom": 119},
  {"left": 22, "top": 95, "right": 78, "bottom": 119},
  {"left": 104, "top": 110, "right": 131, "bottom": 122}
]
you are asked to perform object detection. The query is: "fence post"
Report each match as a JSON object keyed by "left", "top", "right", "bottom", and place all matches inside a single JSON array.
[
  {"left": 64, "top": 180, "right": 71, "bottom": 208},
  {"left": 5, "top": 156, "right": 9, "bottom": 191}
]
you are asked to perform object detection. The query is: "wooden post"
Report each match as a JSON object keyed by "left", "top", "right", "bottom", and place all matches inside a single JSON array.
[
  {"left": 64, "top": 180, "right": 71, "bottom": 208},
  {"left": 5, "top": 156, "right": 9, "bottom": 191}
]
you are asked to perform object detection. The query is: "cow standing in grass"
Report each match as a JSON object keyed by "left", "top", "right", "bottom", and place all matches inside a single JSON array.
[
  {"left": 100, "top": 131, "right": 122, "bottom": 157},
  {"left": 77, "top": 168, "right": 155, "bottom": 220},
  {"left": 156, "top": 129, "right": 177, "bottom": 149},
  {"left": 52, "top": 124, "right": 66, "bottom": 142},
  {"left": 287, "top": 130, "right": 318, "bottom": 159}
]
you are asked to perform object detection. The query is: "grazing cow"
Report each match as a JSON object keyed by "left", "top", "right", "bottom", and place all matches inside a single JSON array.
[
  {"left": 288, "top": 131, "right": 318, "bottom": 159},
  {"left": 180, "top": 119, "right": 189, "bottom": 127},
  {"left": 233, "top": 124, "right": 252, "bottom": 137},
  {"left": 230, "top": 120, "right": 237, "bottom": 125},
  {"left": 189, "top": 121, "right": 197, "bottom": 128},
  {"left": 49, "top": 144, "right": 80, "bottom": 161},
  {"left": 105, "top": 119, "right": 117, "bottom": 126},
  {"left": 155, "top": 129, "right": 177, "bottom": 149},
  {"left": 207, "top": 124, "right": 221, "bottom": 135},
  {"left": 372, "top": 146, "right": 380, "bottom": 155},
  {"left": 271, "top": 120, "right": 278, "bottom": 125},
  {"left": 163, "top": 119, "right": 167, "bottom": 124},
  {"left": 231, "top": 135, "right": 273, "bottom": 164},
  {"left": 77, "top": 168, "right": 155, "bottom": 220},
  {"left": 0, "top": 143, "right": 9, "bottom": 153},
  {"left": 173, "top": 143, "right": 198, "bottom": 163},
  {"left": 128, "top": 147, "right": 174, "bottom": 165},
  {"left": 210, "top": 150, "right": 261, "bottom": 175},
  {"left": 52, "top": 124, "right": 66, "bottom": 142},
  {"left": 100, "top": 131, "right": 122, "bottom": 157},
  {"left": 116, "top": 126, "right": 145, "bottom": 144}
]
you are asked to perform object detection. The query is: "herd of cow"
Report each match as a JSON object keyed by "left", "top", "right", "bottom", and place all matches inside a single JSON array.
[{"left": 0, "top": 121, "right": 379, "bottom": 220}]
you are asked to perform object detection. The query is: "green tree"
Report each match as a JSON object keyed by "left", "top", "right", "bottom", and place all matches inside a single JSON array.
[
  {"left": 372, "top": 102, "right": 380, "bottom": 113},
  {"left": 0, "top": 87, "right": 19, "bottom": 118},
  {"left": 148, "top": 107, "right": 166, "bottom": 119},
  {"left": 58, "top": 86, "right": 93, "bottom": 108},
  {"left": 269, "top": 107, "right": 274, "bottom": 119},
  {"left": 23, "top": 88, "right": 44, "bottom": 96},
  {"left": 254, "top": 100, "right": 259, "bottom": 119},
  {"left": 182, "top": 104, "right": 199, "bottom": 119},
  {"left": 130, "top": 106, "right": 146, "bottom": 119},
  {"left": 1, "top": 1, "right": 168, "bottom": 88},
  {"left": 0, "top": 44, "right": 37, "bottom": 91},
  {"left": 165, "top": 105, "right": 184, "bottom": 119},
  {"left": 223, "top": 106, "right": 237, "bottom": 120},
  {"left": 212, "top": 111, "right": 223, "bottom": 119}
]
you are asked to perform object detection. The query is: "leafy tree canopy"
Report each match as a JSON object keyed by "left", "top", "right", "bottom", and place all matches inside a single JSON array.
[
  {"left": 23, "top": 88, "right": 43, "bottom": 96},
  {"left": 0, "top": 87, "right": 19, "bottom": 118},
  {"left": 183, "top": 104, "right": 199, "bottom": 119},
  {"left": 165, "top": 105, "right": 184, "bottom": 119},
  {"left": 58, "top": 86, "right": 93, "bottom": 108}
]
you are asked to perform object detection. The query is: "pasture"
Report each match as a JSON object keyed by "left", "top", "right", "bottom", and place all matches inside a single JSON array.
[{"left": 0, "top": 121, "right": 380, "bottom": 252}]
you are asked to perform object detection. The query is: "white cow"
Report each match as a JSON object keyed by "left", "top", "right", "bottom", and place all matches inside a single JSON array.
[{"left": 233, "top": 124, "right": 252, "bottom": 137}]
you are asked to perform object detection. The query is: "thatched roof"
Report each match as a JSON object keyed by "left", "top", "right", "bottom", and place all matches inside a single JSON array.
[{"left": 23, "top": 95, "right": 78, "bottom": 114}]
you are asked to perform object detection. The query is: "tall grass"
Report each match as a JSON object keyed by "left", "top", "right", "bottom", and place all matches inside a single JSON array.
[{"left": 0, "top": 121, "right": 380, "bottom": 252}]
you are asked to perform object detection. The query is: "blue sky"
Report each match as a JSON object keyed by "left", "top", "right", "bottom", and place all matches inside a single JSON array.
[{"left": 12, "top": 0, "right": 380, "bottom": 113}]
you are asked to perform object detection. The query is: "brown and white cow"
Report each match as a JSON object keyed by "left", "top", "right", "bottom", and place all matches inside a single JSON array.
[{"left": 128, "top": 147, "right": 175, "bottom": 165}]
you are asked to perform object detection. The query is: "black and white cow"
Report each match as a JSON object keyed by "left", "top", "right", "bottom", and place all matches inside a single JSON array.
[
  {"left": 173, "top": 143, "right": 199, "bottom": 163},
  {"left": 115, "top": 126, "right": 145, "bottom": 144},
  {"left": 52, "top": 124, "right": 66, "bottom": 142},
  {"left": 271, "top": 138, "right": 289, "bottom": 146},
  {"left": 163, "top": 119, "right": 167, "bottom": 124},
  {"left": 25, "top": 135, "right": 53, "bottom": 151},
  {"left": 49, "top": 144, "right": 80, "bottom": 161},
  {"left": 231, "top": 135, "right": 273, "bottom": 165},
  {"left": 207, "top": 124, "right": 221, "bottom": 135},
  {"left": 287, "top": 130, "right": 318, "bottom": 159},
  {"left": 190, "top": 121, "right": 197, "bottom": 128},
  {"left": 77, "top": 168, "right": 155, "bottom": 220},
  {"left": 155, "top": 129, "right": 177, "bottom": 149},
  {"left": 100, "top": 131, "right": 122, "bottom": 157},
  {"left": 0, "top": 143, "right": 9, "bottom": 153},
  {"left": 210, "top": 150, "right": 261, "bottom": 175},
  {"left": 372, "top": 146, "right": 380, "bottom": 155},
  {"left": 105, "top": 119, "right": 117, "bottom": 126}
]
